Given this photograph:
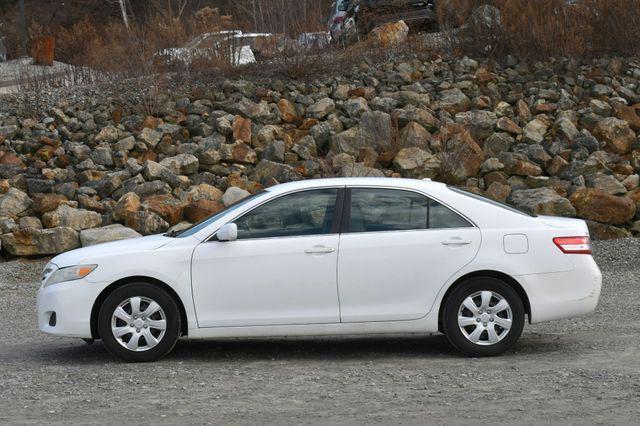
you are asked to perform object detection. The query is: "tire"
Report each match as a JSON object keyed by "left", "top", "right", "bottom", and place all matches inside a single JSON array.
[
  {"left": 442, "top": 277, "right": 524, "bottom": 357},
  {"left": 98, "top": 283, "right": 181, "bottom": 362}
]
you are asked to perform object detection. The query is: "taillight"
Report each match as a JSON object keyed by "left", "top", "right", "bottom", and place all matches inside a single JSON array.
[{"left": 553, "top": 236, "right": 592, "bottom": 254}]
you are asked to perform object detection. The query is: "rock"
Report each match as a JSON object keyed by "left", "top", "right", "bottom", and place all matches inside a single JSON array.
[
  {"left": 42, "top": 205, "right": 102, "bottom": 231},
  {"left": 586, "top": 221, "right": 632, "bottom": 240},
  {"left": 307, "top": 98, "right": 335, "bottom": 119},
  {"left": 19, "top": 216, "right": 43, "bottom": 229},
  {"left": 480, "top": 158, "right": 504, "bottom": 174},
  {"left": 114, "top": 136, "right": 136, "bottom": 152},
  {"left": 143, "top": 160, "right": 170, "bottom": 180},
  {"left": 94, "top": 126, "right": 120, "bottom": 143},
  {"left": 483, "top": 133, "right": 513, "bottom": 156},
  {"left": 113, "top": 192, "right": 141, "bottom": 222},
  {"left": 1, "top": 227, "right": 80, "bottom": 256},
  {"left": 569, "top": 188, "right": 636, "bottom": 225},
  {"left": 91, "top": 146, "right": 114, "bottom": 167},
  {"left": 393, "top": 148, "right": 441, "bottom": 178},
  {"left": 367, "top": 20, "right": 409, "bottom": 48},
  {"left": 261, "top": 140, "right": 286, "bottom": 163},
  {"left": 358, "top": 111, "right": 392, "bottom": 153},
  {"left": 496, "top": 117, "right": 522, "bottom": 135},
  {"left": 399, "top": 122, "right": 431, "bottom": 149},
  {"left": 138, "top": 127, "right": 163, "bottom": 149},
  {"left": 125, "top": 211, "right": 169, "bottom": 235},
  {"left": 0, "top": 188, "right": 32, "bottom": 217},
  {"left": 32, "top": 193, "right": 67, "bottom": 215},
  {"left": 277, "top": 99, "right": 299, "bottom": 123},
  {"left": 508, "top": 188, "right": 576, "bottom": 217},
  {"left": 160, "top": 154, "right": 199, "bottom": 175},
  {"left": 236, "top": 100, "right": 274, "bottom": 123},
  {"left": 222, "top": 187, "right": 251, "bottom": 207},
  {"left": 554, "top": 117, "right": 579, "bottom": 141},
  {"left": 585, "top": 174, "right": 627, "bottom": 195},
  {"left": 79, "top": 224, "right": 142, "bottom": 247},
  {"left": 339, "top": 163, "right": 385, "bottom": 178},
  {"left": 184, "top": 199, "right": 224, "bottom": 223},
  {"left": 219, "top": 141, "right": 258, "bottom": 164},
  {"left": 143, "top": 194, "right": 184, "bottom": 226},
  {"left": 291, "top": 136, "right": 317, "bottom": 161},
  {"left": 188, "top": 184, "right": 223, "bottom": 202},
  {"left": 593, "top": 117, "right": 636, "bottom": 154},
  {"left": 485, "top": 182, "right": 511, "bottom": 202},
  {"left": 439, "top": 88, "right": 471, "bottom": 114},
  {"left": 439, "top": 130, "right": 485, "bottom": 184},
  {"left": 233, "top": 116, "right": 252, "bottom": 143},
  {"left": 253, "top": 160, "right": 302, "bottom": 183},
  {"left": 344, "top": 97, "right": 370, "bottom": 119},
  {"left": 499, "top": 152, "right": 543, "bottom": 176},
  {"left": 523, "top": 119, "right": 548, "bottom": 144}
]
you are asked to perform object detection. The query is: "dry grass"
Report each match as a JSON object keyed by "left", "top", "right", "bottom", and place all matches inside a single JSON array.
[{"left": 440, "top": 0, "right": 640, "bottom": 59}]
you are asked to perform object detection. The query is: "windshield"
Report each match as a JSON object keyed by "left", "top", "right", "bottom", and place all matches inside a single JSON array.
[
  {"left": 448, "top": 186, "right": 536, "bottom": 217},
  {"left": 173, "top": 191, "right": 267, "bottom": 238}
]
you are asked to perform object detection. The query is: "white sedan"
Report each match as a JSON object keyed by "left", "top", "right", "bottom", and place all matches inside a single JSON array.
[{"left": 37, "top": 178, "right": 602, "bottom": 362}]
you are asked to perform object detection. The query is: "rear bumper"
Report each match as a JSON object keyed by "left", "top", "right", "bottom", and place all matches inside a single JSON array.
[
  {"left": 36, "top": 279, "right": 109, "bottom": 339},
  {"left": 516, "top": 256, "right": 602, "bottom": 323}
]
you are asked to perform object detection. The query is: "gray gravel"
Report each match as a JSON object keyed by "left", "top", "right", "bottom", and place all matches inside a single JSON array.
[{"left": 0, "top": 239, "right": 639, "bottom": 424}]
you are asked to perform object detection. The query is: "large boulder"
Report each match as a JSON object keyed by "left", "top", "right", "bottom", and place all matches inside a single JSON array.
[
  {"left": 569, "top": 188, "right": 636, "bottom": 225},
  {"left": 306, "top": 98, "right": 335, "bottom": 120},
  {"left": 508, "top": 188, "right": 576, "bottom": 217},
  {"left": 393, "top": 148, "right": 441, "bottom": 178},
  {"left": 367, "top": 20, "right": 409, "bottom": 48},
  {"left": 593, "top": 117, "right": 636, "bottom": 154},
  {"left": 143, "top": 194, "right": 185, "bottom": 226},
  {"left": 358, "top": 111, "right": 393, "bottom": 153},
  {"left": 0, "top": 188, "right": 32, "bottom": 217},
  {"left": 438, "top": 130, "right": 485, "bottom": 184},
  {"left": 42, "top": 205, "right": 102, "bottom": 231},
  {"left": 222, "top": 187, "right": 251, "bottom": 207},
  {"left": 160, "top": 154, "right": 199, "bottom": 175},
  {"left": 113, "top": 192, "right": 141, "bottom": 222},
  {"left": 125, "top": 211, "right": 169, "bottom": 235},
  {"left": 1, "top": 227, "right": 80, "bottom": 256},
  {"left": 79, "top": 224, "right": 142, "bottom": 247}
]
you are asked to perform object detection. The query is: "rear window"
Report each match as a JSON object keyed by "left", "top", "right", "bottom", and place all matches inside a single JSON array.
[{"left": 448, "top": 186, "right": 536, "bottom": 217}]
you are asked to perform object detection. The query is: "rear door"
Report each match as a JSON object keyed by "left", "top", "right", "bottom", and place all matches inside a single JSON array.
[{"left": 337, "top": 187, "right": 481, "bottom": 322}]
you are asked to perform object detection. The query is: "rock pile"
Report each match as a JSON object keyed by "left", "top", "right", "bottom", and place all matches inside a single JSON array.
[{"left": 1, "top": 55, "right": 640, "bottom": 256}]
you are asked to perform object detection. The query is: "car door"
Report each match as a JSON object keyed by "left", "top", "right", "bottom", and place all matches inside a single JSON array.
[
  {"left": 191, "top": 188, "right": 342, "bottom": 328},
  {"left": 337, "top": 187, "right": 481, "bottom": 323}
]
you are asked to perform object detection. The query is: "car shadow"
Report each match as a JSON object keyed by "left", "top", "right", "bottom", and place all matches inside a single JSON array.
[{"left": 14, "top": 332, "right": 570, "bottom": 365}]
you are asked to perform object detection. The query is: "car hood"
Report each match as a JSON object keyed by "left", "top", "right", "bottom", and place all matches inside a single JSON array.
[{"left": 50, "top": 234, "right": 173, "bottom": 268}]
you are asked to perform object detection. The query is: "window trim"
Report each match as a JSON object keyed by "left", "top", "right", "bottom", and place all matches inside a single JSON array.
[
  {"left": 340, "top": 186, "right": 476, "bottom": 234},
  {"left": 207, "top": 186, "right": 346, "bottom": 242}
]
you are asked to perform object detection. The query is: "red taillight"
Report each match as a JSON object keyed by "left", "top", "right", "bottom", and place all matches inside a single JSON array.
[{"left": 553, "top": 236, "right": 592, "bottom": 254}]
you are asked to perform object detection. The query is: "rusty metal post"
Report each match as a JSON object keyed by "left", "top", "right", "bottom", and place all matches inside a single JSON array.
[{"left": 19, "top": 0, "right": 28, "bottom": 57}]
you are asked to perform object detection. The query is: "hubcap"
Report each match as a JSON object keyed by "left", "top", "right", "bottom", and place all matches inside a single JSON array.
[
  {"left": 457, "top": 291, "right": 512, "bottom": 346},
  {"left": 111, "top": 296, "right": 167, "bottom": 352}
]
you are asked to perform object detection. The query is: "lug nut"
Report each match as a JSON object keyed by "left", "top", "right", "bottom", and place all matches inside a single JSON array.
[
  {"left": 487, "top": 310, "right": 491, "bottom": 314},
  {"left": 136, "top": 328, "right": 140, "bottom": 333},
  {"left": 483, "top": 323, "right": 487, "bottom": 327},
  {"left": 490, "top": 318, "right": 494, "bottom": 322},
  {"left": 143, "top": 325, "right": 148, "bottom": 329},
  {"left": 476, "top": 318, "right": 481, "bottom": 322},
  {"left": 129, "top": 323, "right": 134, "bottom": 327}
]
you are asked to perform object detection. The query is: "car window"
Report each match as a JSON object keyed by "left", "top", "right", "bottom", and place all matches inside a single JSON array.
[
  {"left": 429, "top": 200, "right": 473, "bottom": 229},
  {"left": 348, "top": 188, "right": 472, "bottom": 233},
  {"left": 234, "top": 189, "right": 338, "bottom": 239}
]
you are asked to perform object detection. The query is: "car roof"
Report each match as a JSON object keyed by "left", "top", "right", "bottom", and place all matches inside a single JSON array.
[{"left": 265, "top": 177, "right": 447, "bottom": 195}]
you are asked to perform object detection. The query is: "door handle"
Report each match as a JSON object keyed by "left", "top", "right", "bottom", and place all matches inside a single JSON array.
[
  {"left": 304, "top": 246, "right": 335, "bottom": 255},
  {"left": 441, "top": 239, "right": 472, "bottom": 246}
]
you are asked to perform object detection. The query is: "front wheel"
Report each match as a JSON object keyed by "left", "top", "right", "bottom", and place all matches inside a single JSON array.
[
  {"left": 443, "top": 277, "right": 524, "bottom": 357},
  {"left": 98, "top": 283, "right": 181, "bottom": 362}
]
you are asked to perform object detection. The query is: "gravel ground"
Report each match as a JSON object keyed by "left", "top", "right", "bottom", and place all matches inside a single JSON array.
[{"left": 0, "top": 239, "right": 639, "bottom": 424}]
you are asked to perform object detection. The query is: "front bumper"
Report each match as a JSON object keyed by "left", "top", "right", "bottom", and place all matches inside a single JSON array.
[
  {"left": 36, "top": 279, "right": 110, "bottom": 339},
  {"left": 517, "top": 256, "right": 602, "bottom": 323}
]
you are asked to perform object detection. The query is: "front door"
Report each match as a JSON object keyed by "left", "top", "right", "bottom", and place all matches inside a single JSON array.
[
  {"left": 337, "top": 188, "right": 481, "bottom": 323},
  {"left": 191, "top": 188, "right": 342, "bottom": 327}
]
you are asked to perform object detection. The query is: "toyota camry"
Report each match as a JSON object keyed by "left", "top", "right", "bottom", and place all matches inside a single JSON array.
[{"left": 37, "top": 178, "right": 602, "bottom": 362}]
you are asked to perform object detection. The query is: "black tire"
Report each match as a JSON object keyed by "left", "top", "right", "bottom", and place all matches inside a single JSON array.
[
  {"left": 98, "top": 283, "right": 181, "bottom": 362},
  {"left": 442, "top": 277, "right": 524, "bottom": 357}
]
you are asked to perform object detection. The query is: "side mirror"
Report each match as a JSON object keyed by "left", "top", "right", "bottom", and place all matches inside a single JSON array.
[{"left": 216, "top": 223, "right": 238, "bottom": 242}]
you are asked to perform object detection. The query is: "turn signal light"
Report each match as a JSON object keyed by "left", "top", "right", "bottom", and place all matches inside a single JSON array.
[{"left": 553, "top": 236, "right": 592, "bottom": 254}]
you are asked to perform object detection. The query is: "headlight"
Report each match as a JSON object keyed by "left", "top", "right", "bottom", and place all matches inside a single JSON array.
[{"left": 45, "top": 265, "right": 98, "bottom": 287}]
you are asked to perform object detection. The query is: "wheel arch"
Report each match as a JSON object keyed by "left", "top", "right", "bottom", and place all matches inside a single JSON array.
[
  {"left": 90, "top": 276, "right": 189, "bottom": 339},
  {"left": 437, "top": 270, "right": 531, "bottom": 332}
]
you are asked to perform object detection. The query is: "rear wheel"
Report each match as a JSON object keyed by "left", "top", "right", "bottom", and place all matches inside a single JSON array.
[
  {"left": 443, "top": 277, "right": 524, "bottom": 357},
  {"left": 98, "top": 283, "right": 181, "bottom": 362}
]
